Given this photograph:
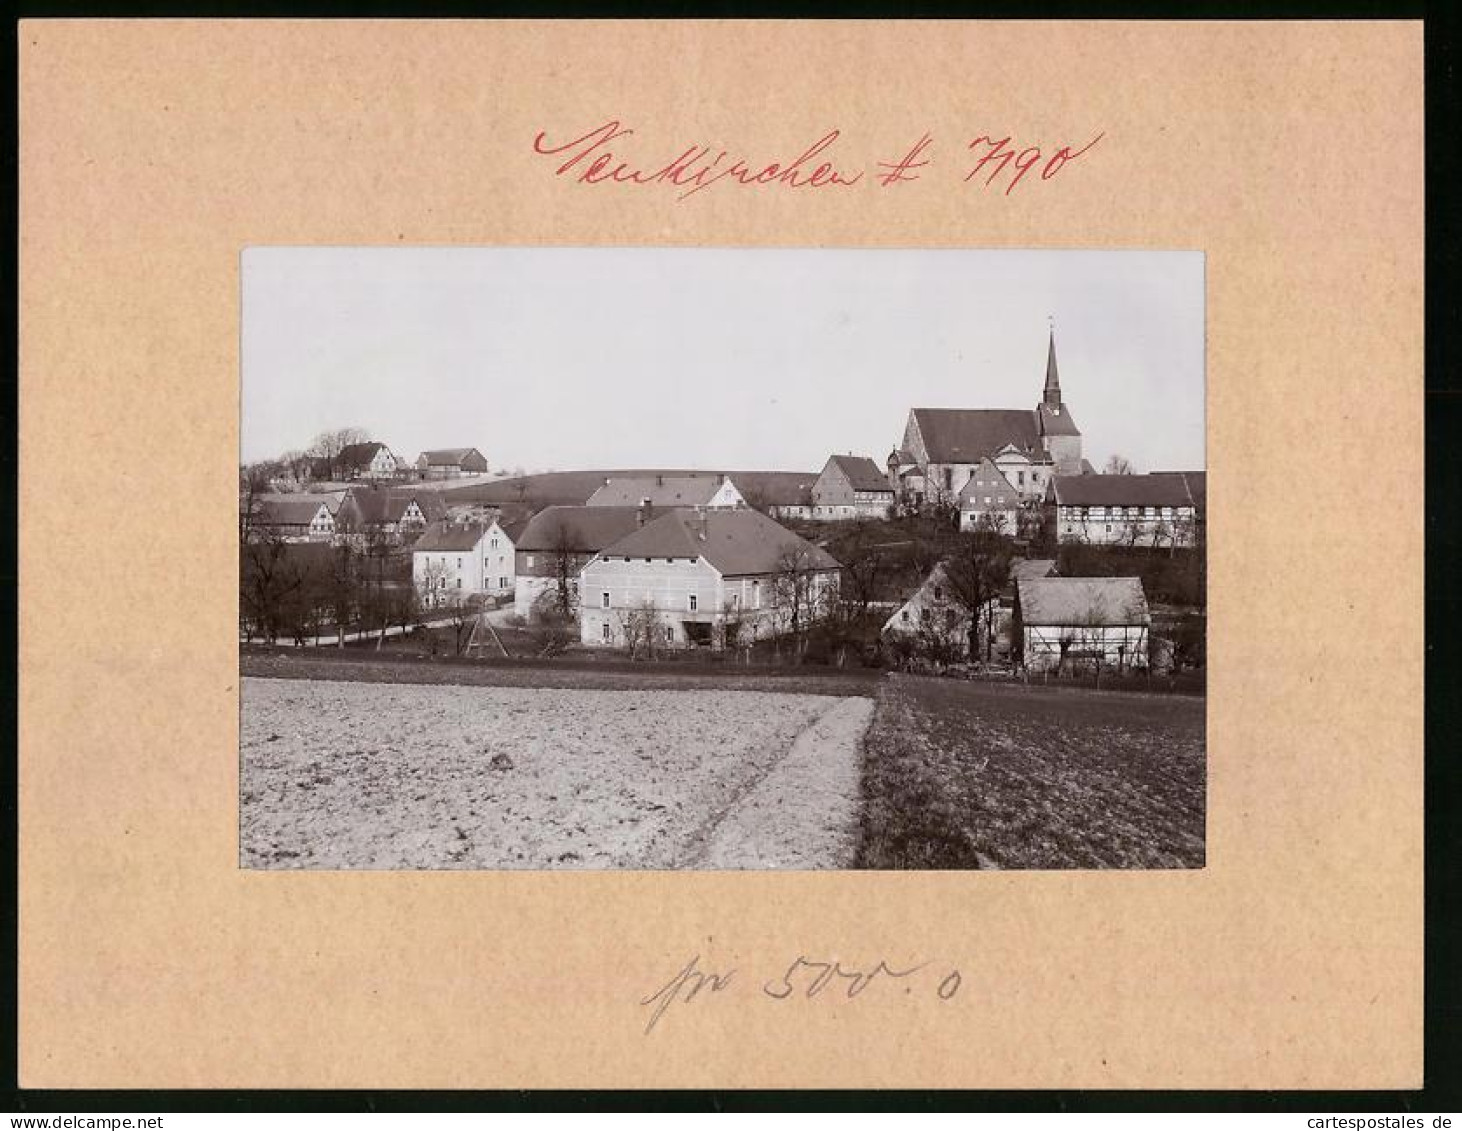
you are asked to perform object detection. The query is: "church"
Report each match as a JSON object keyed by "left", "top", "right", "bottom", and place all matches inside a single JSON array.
[{"left": 887, "top": 330, "right": 1087, "bottom": 509}]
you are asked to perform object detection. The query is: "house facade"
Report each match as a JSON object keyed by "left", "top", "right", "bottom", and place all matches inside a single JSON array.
[
  {"left": 412, "top": 522, "right": 493, "bottom": 608},
  {"left": 416, "top": 447, "right": 489, "bottom": 479},
  {"left": 334, "top": 487, "right": 446, "bottom": 547},
  {"left": 1049, "top": 473, "right": 1201, "bottom": 547},
  {"left": 512, "top": 505, "right": 655, "bottom": 619},
  {"left": 481, "top": 518, "right": 520, "bottom": 598},
  {"left": 579, "top": 510, "right": 841, "bottom": 650},
  {"left": 957, "top": 458, "right": 1023, "bottom": 533},
  {"left": 887, "top": 330, "right": 1081, "bottom": 509},
  {"left": 882, "top": 562, "right": 1000, "bottom": 660},
  {"left": 335, "top": 442, "right": 401, "bottom": 481},
  {"left": 247, "top": 495, "right": 338, "bottom": 543},
  {"left": 1013, "top": 575, "right": 1151, "bottom": 673},
  {"left": 810, "top": 455, "right": 895, "bottom": 521}
]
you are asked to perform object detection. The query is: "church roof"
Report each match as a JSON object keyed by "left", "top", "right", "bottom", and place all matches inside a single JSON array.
[
  {"left": 1037, "top": 402, "right": 1082, "bottom": 438},
  {"left": 911, "top": 408, "right": 1043, "bottom": 464}
]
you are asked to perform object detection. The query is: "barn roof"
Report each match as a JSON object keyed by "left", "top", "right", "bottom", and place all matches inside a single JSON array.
[
  {"left": 825, "top": 454, "right": 893, "bottom": 493},
  {"left": 911, "top": 408, "right": 1044, "bottom": 464},
  {"left": 1017, "top": 576, "right": 1150, "bottom": 626},
  {"left": 419, "top": 447, "right": 482, "bottom": 466},
  {"left": 1009, "top": 558, "right": 1057, "bottom": 583},
  {"left": 412, "top": 521, "right": 489, "bottom": 552},
  {"left": 340, "top": 487, "right": 447, "bottom": 526},
  {"left": 252, "top": 495, "right": 332, "bottom": 525},
  {"left": 515, "top": 506, "right": 653, "bottom": 553},
  {"left": 1151, "top": 471, "right": 1206, "bottom": 511},
  {"left": 338, "top": 441, "right": 388, "bottom": 468},
  {"left": 587, "top": 475, "right": 735, "bottom": 508},
  {"left": 1051, "top": 474, "right": 1197, "bottom": 508},
  {"left": 598, "top": 509, "right": 841, "bottom": 577}
]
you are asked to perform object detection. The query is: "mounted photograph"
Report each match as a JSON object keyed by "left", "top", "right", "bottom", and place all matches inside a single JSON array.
[{"left": 239, "top": 247, "right": 1206, "bottom": 871}]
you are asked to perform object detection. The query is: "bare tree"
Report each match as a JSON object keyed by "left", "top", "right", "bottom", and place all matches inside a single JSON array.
[
  {"left": 770, "top": 546, "right": 827, "bottom": 660},
  {"left": 308, "top": 427, "right": 371, "bottom": 481},
  {"left": 546, "top": 521, "right": 582, "bottom": 618},
  {"left": 940, "top": 529, "right": 1013, "bottom": 662},
  {"left": 1103, "top": 454, "right": 1135, "bottom": 475},
  {"left": 621, "top": 598, "right": 663, "bottom": 659}
]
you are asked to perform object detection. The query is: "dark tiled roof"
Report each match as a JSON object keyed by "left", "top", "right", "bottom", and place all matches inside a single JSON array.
[
  {"left": 1009, "top": 558, "right": 1057, "bottom": 582},
  {"left": 413, "top": 521, "right": 490, "bottom": 552},
  {"left": 599, "top": 509, "right": 841, "bottom": 577},
  {"left": 338, "top": 442, "right": 387, "bottom": 469},
  {"left": 419, "top": 448, "right": 484, "bottom": 467},
  {"left": 1152, "top": 471, "right": 1206, "bottom": 511},
  {"left": 827, "top": 455, "right": 894, "bottom": 493},
  {"left": 515, "top": 506, "right": 653, "bottom": 553},
  {"left": 912, "top": 408, "right": 1043, "bottom": 463},
  {"left": 1051, "top": 474, "right": 1196, "bottom": 508},
  {"left": 1037, "top": 402, "right": 1082, "bottom": 438},
  {"left": 340, "top": 488, "right": 446, "bottom": 526},
  {"left": 1017, "top": 576, "right": 1150, "bottom": 626},
  {"left": 254, "top": 495, "right": 333, "bottom": 525}
]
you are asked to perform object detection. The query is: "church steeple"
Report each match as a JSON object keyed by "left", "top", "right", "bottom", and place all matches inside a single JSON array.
[{"left": 1043, "top": 325, "right": 1062, "bottom": 409}]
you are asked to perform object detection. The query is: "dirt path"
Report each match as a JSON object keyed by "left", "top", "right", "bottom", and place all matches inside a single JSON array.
[{"left": 694, "top": 696, "right": 875, "bottom": 870}]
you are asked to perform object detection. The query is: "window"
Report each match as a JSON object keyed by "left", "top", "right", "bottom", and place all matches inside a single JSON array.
[
  {"left": 490, "top": 538, "right": 498, "bottom": 549},
  {"left": 623, "top": 556, "right": 631, "bottom": 563},
  {"left": 901, "top": 610, "right": 910, "bottom": 623},
  {"left": 753, "top": 581, "right": 761, "bottom": 609},
  {"left": 1017, "top": 471, "right": 1025, "bottom": 486},
  {"left": 689, "top": 594, "right": 698, "bottom": 612},
  {"left": 944, "top": 468, "right": 953, "bottom": 491},
  {"left": 921, "top": 608, "right": 931, "bottom": 624},
  {"left": 499, "top": 577, "right": 507, "bottom": 589},
  {"left": 945, "top": 609, "right": 957, "bottom": 628},
  {"left": 456, "top": 578, "right": 462, "bottom": 588},
  {"left": 601, "top": 623, "right": 611, "bottom": 642},
  {"left": 526, "top": 555, "right": 535, "bottom": 568},
  {"left": 934, "top": 585, "right": 943, "bottom": 601},
  {"left": 665, "top": 625, "right": 673, "bottom": 642},
  {"left": 601, "top": 591, "right": 610, "bottom": 609},
  {"left": 457, "top": 558, "right": 463, "bottom": 568},
  {"left": 732, "top": 593, "right": 741, "bottom": 609}
]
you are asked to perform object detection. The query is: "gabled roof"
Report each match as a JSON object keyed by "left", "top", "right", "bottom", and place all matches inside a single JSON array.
[
  {"left": 586, "top": 475, "right": 736, "bottom": 508},
  {"left": 340, "top": 487, "right": 447, "bottom": 526},
  {"left": 597, "top": 509, "right": 841, "bottom": 577},
  {"left": 1152, "top": 471, "right": 1206, "bottom": 511},
  {"left": 824, "top": 454, "right": 893, "bottom": 493},
  {"left": 1017, "top": 576, "right": 1150, "bottom": 626},
  {"left": 515, "top": 506, "right": 654, "bottom": 553},
  {"left": 1009, "top": 558, "right": 1057, "bottom": 583},
  {"left": 1050, "top": 474, "right": 1196, "bottom": 508},
  {"left": 339, "top": 442, "right": 389, "bottom": 468},
  {"left": 911, "top": 408, "right": 1043, "bottom": 464},
  {"left": 419, "top": 447, "right": 482, "bottom": 467},
  {"left": 413, "top": 521, "right": 490, "bottom": 552},
  {"left": 957, "top": 458, "right": 1021, "bottom": 505},
  {"left": 497, "top": 516, "right": 531, "bottom": 544},
  {"left": 252, "top": 495, "right": 333, "bottom": 525},
  {"left": 1036, "top": 402, "right": 1082, "bottom": 438}
]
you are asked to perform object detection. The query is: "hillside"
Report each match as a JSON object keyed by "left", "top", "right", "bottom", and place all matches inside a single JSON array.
[{"left": 441, "top": 468, "right": 819, "bottom": 510}]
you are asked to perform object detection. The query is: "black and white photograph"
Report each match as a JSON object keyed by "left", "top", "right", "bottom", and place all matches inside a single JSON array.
[{"left": 239, "top": 247, "right": 1206, "bottom": 872}]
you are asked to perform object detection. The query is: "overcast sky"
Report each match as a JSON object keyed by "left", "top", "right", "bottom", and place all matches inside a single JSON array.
[{"left": 242, "top": 248, "right": 1204, "bottom": 474}]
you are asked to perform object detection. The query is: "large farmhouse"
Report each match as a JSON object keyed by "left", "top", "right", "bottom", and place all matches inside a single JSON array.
[
  {"left": 957, "top": 458, "right": 1024, "bottom": 532},
  {"left": 1014, "top": 575, "right": 1151, "bottom": 674},
  {"left": 1050, "top": 472, "right": 1203, "bottom": 547},
  {"left": 512, "top": 505, "right": 658, "bottom": 618},
  {"left": 334, "top": 441, "right": 401, "bottom": 482},
  {"left": 415, "top": 447, "right": 488, "bottom": 479},
  {"left": 810, "top": 455, "right": 895, "bottom": 521},
  {"left": 246, "top": 494, "right": 338, "bottom": 543},
  {"left": 334, "top": 486, "right": 446, "bottom": 547},
  {"left": 888, "top": 331, "right": 1082, "bottom": 508},
  {"left": 412, "top": 521, "right": 494, "bottom": 607},
  {"left": 579, "top": 509, "right": 841, "bottom": 650}
]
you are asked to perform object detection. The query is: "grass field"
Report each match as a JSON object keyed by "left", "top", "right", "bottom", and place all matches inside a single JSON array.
[{"left": 856, "top": 674, "right": 1205, "bottom": 870}]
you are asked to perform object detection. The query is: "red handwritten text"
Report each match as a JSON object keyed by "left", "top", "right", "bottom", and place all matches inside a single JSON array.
[
  {"left": 532, "top": 120, "right": 864, "bottom": 202},
  {"left": 965, "top": 132, "right": 1105, "bottom": 195}
]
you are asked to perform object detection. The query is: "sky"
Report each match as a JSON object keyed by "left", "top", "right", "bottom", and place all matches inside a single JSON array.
[{"left": 242, "top": 248, "right": 1205, "bottom": 475}]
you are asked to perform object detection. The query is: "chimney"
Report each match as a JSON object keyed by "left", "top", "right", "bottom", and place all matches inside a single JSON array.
[
  {"left": 638, "top": 498, "right": 652, "bottom": 527},
  {"left": 656, "top": 474, "right": 663, "bottom": 487}
]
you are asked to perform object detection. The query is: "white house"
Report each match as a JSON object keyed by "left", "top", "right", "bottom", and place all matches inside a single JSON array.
[
  {"left": 1049, "top": 473, "right": 1202, "bottom": 547},
  {"left": 809, "top": 454, "right": 895, "bottom": 521},
  {"left": 412, "top": 521, "right": 494, "bottom": 608},
  {"left": 481, "top": 517, "right": 520, "bottom": 598},
  {"left": 1013, "top": 575, "right": 1151, "bottom": 673},
  {"left": 336, "top": 441, "right": 401, "bottom": 481},
  {"left": 579, "top": 509, "right": 841, "bottom": 650},
  {"left": 511, "top": 505, "right": 656, "bottom": 619},
  {"left": 882, "top": 562, "right": 1001, "bottom": 660},
  {"left": 586, "top": 474, "right": 746, "bottom": 510},
  {"left": 957, "top": 458, "right": 1023, "bottom": 532}
]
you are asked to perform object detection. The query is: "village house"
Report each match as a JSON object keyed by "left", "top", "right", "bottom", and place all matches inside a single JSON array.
[
  {"left": 882, "top": 562, "right": 1001, "bottom": 660},
  {"left": 245, "top": 494, "right": 339, "bottom": 543},
  {"left": 733, "top": 471, "right": 819, "bottom": 521},
  {"left": 334, "top": 441, "right": 402, "bottom": 482},
  {"left": 887, "top": 330, "right": 1081, "bottom": 509},
  {"left": 957, "top": 458, "right": 1024, "bottom": 532},
  {"left": 512, "top": 505, "right": 657, "bottom": 619},
  {"left": 1013, "top": 575, "right": 1151, "bottom": 674},
  {"left": 809, "top": 454, "right": 896, "bottom": 521},
  {"left": 334, "top": 486, "right": 447, "bottom": 547},
  {"left": 1049, "top": 472, "right": 1202, "bottom": 547},
  {"left": 481, "top": 516, "right": 522, "bottom": 598},
  {"left": 579, "top": 509, "right": 841, "bottom": 650},
  {"left": 586, "top": 474, "right": 746, "bottom": 510},
  {"left": 411, "top": 521, "right": 494, "bottom": 608},
  {"left": 415, "top": 447, "right": 489, "bottom": 479}
]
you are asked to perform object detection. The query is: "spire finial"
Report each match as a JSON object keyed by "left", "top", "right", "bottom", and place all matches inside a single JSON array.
[{"left": 1043, "top": 320, "right": 1061, "bottom": 408}]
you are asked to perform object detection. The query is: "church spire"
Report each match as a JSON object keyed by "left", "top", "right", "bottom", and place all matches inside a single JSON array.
[{"left": 1043, "top": 322, "right": 1062, "bottom": 409}]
